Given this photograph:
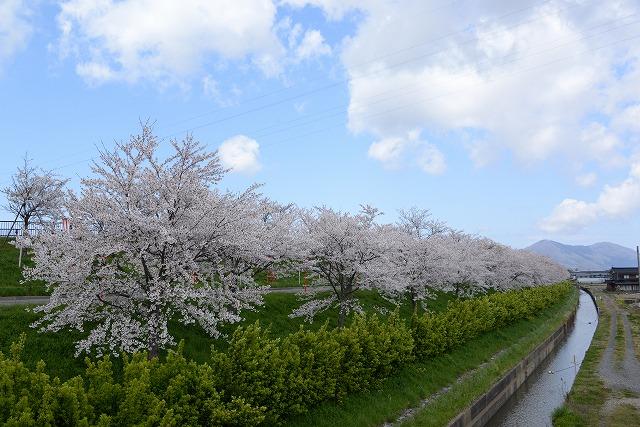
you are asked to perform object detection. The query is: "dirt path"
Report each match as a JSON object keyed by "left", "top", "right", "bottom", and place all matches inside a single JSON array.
[
  {"left": 598, "top": 294, "right": 640, "bottom": 393},
  {"left": 598, "top": 294, "right": 640, "bottom": 419},
  {"left": 0, "top": 286, "right": 331, "bottom": 306}
]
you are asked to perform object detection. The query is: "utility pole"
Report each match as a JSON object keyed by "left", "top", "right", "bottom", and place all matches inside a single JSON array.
[{"left": 637, "top": 245, "right": 639, "bottom": 289}]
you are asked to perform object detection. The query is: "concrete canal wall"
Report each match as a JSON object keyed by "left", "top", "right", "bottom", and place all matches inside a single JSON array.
[{"left": 447, "top": 300, "right": 579, "bottom": 427}]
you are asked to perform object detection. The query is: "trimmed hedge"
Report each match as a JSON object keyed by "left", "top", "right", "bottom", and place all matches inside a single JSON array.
[
  {"left": 0, "top": 282, "right": 572, "bottom": 425},
  {"left": 411, "top": 282, "right": 573, "bottom": 359}
]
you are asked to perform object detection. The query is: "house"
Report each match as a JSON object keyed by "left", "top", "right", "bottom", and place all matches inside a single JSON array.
[{"left": 606, "top": 267, "right": 640, "bottom": 292}]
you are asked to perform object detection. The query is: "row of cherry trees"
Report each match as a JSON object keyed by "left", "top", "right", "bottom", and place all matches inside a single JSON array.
[{"left": 10, "top": 125, "right": 567, "bottom": 357}]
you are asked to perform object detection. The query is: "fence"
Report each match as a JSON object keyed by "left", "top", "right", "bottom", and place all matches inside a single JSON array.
[{"left": 0, "top": 220, "right": 53, "bottom": 237}]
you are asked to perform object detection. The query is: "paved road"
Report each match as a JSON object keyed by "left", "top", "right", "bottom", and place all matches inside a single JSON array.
[{"left": 0, "top": 286, "right": 332, "bottom": 306}]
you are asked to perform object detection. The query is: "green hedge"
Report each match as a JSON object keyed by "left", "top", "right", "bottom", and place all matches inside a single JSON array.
[
  {"left": 0, "top": 282, "right": 572, "bottom": 426},
  {"left": 411, "top": 282, "right": 573, "bottom": 358}
]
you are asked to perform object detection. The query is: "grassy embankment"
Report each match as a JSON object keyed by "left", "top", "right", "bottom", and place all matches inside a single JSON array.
[
  {"left": 553, "top": 289, "right": 640, "bottom": 427},
  {"left": 0, "top": 239, "right": 304, "bottom": 296},
  {"left": 0, "top": 239, "right": 48, "bottom": 296},
  {"left": 287, "top": 285, "right": 578, "bottom": 427},
  {"left": 0, "top": 289, "right": 453, "bottom": 381},
  {"left": 1, "top": 239, "right": 579, "bottom": 426},
  {"left": 1, "top": 285, "right": 577, "bottom": 426}
]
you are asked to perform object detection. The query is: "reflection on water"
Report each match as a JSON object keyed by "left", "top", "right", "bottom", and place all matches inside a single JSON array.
[{"left": 488, "top": 290, "right": 598, "bottom": 427}]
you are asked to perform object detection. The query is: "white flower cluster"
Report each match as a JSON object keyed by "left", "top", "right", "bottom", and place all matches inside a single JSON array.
[
  {"left": 290, "top": 206, "right": 568, "bottom": 325},
  {"left": 19, "top": 124, "right": 298, "bottom": 357},
  {"left": 16, "top": 124, "right": 568, "bottom": 355}
]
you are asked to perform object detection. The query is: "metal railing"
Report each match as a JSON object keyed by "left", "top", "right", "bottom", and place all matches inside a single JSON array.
[{"left": 0, "top": 220, "right": 52, "bottom": 237}]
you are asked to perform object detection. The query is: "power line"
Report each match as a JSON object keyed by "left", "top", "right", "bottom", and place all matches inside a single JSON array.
[
  {"left": 173, "top": 14, "right": 640, "bottom": 144},
  {"left": 160, "top": 2, "right": 629, "bottom": 139},
  {"left": 159, "top": 0, "right": 573, "bottom": 133},
  {"left": 256, "top": 31, "right": 640, "bottom": 150},
  {"left": 2, "top": 3, "right": 637, "bottom": 178}
]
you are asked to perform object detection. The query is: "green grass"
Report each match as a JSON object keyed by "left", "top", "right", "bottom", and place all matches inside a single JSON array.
[
  {"left": 606, "top": 404, "right": 640, "bottom": 426},
  {"left": 253, "top": 269, "right": 305, "bottom": 288},
  {"left": 0, "top": 239, "right": 48, "bottom": 296},
  {"left": 0, "top": 290, "right": 455, "bottom": 380},
  {"left": 615, "top": 312, "right": 625, "bottom": 368},
  {"left": 286, "top": 287, "right": 578, "bottom": 427}
]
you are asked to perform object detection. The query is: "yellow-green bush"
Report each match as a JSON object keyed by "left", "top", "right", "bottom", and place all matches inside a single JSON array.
[
  {"left": 411, "top": 282, "right": 573, "bottom": 358},
  {"left": 0, "top": 282, "right": 572, "bottom": 426}
]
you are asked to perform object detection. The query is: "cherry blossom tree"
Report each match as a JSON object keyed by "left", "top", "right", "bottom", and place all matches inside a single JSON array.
[
  {"left": 19, "top": 124, "right": 292, "bottom": 358},
  {"left": 2, "top": 154, "right": 68, "bottom": 266},
  {"left": 392, "top": 208, "right": 451, "bottom": 312},
  {"left": 290, "top": 205, "right": 399, "bottom": 327}
]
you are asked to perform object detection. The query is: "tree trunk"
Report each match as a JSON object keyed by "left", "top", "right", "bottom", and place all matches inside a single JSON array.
[
  {"left": 147, "top": 316, "right": 160, "bottom": 360},
  {"left": 410, "top": 291, "right": 418, "bottom": 315},
  {"left": 148, "top": 343, "right": 159, "bottom": 360},
  {"left": 18, "top": 217, "right": 29, "bottom": 268},
  {"left": 338, "top": 303, "right": 347, "bottom": 328}
]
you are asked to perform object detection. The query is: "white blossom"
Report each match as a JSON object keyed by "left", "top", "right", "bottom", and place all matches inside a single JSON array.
[{"left": 20, "top": 124, "right": 293, "bottom": 357}]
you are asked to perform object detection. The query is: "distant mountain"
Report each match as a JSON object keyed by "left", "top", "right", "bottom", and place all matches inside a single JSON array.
[{"left": 525, "top": 240, "right": 637, "bottom": 271}]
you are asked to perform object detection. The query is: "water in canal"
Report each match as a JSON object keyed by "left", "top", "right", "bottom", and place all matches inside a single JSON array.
[{"left": 488, "top": 290, "right": 598, "bottom": 426}]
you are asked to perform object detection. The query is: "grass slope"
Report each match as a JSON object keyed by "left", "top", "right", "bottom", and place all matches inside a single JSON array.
[
  {"left": 0, "top": 239, "right": 303, "bottom": 296},
  {"left": 0, "top": 239, "right": 47, "bottom": 296},
  {"left": 0, "top": 290, "right": 454, "bottom": 381},
  {"left": 286, "top": 287, "right": 578, "bottom": 427}
]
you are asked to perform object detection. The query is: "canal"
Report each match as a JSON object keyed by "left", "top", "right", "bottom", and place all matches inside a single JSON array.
[{"left": 488, "top": 289, "right": 598, "bottom": 426}]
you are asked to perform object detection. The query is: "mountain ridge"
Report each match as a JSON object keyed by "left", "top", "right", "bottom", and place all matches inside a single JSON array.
[{"left": 525, "top": 240, "right": 637, "bottom": 270}]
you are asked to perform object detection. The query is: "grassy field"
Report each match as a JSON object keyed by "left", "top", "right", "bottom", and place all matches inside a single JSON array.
[
  {"left": 1, "top": 240, "right": 580, "bottom": 426},
  {"left": 0, "top": 239, "right": 309, "bottom": 295},
  {"left": 287, "top": 286, "right": 578, "bottom": 427},
  {"left": 0, "top": 238, "right": 48, "bottom": 296},
  {"left": 0, "top": 287, "right": 577, "bottom": 426}
]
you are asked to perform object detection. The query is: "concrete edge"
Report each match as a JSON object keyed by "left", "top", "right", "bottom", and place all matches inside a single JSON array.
[
  {"left": 579, "top": 286, "right": 599, "bottom": 315},
  {"left": 447, "top": 290, "right": 580, "bottom": 427}
]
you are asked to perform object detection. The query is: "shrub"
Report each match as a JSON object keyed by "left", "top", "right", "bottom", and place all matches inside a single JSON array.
[
  {"left": 0, "top": 282, "right": 572, "bottom": 425},
  {"left": 211, "top": 311, "right": 413, "bottom": 423},
  {"left": 411, "top": 282, "right": 572, "bottom": 358}
]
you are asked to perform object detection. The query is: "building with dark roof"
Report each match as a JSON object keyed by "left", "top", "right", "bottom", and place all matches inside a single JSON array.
[{"left": 606, "top": 267, "right": 640, "bottom": 292}]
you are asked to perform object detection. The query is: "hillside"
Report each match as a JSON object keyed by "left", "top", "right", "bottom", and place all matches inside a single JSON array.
[{"left": 525, "top": 240, "right": 637, "bottom": 270}]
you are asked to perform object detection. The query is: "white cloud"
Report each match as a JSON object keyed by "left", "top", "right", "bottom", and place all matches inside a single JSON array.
[
  {"left": 368, "top": 130, "right": 445, "bottom": 174},
  {"left": 57, "top": 0, "right": 284, "bottom": 84},
  {"left": 541, "top": 161, "right": 640, "bottom": 232},
  {"left": 368, "top": 136, "right": 405, "bottom": 166},
  {"left": 576, "top": 172, "right": 597, "bottom": 187},
  {"left": 417, "top": 144, "right": 446, "bottom": 175},
  {"left": 295, "top": 29, "right": 331, "bottom": 61},
  {"left": 539, "top": 199, "right": 599, "bottom": 233},
  {"left": 466, "top": 140, "right": 496, "bottom": 168},
  {"left": 0, "top": 0, "right": 31, "bottom": 70},
  {"left": 202, "top": 75, "right": 220, "bottom": 99},
  {"left": 615, "top": 103, "right": 640, "bottom": 132},
  {"left": 218, "top": 135, "right": 261, "bottom": 173},
  {"left": 285, "top": 0, "right": 640, "bottom": 171}
]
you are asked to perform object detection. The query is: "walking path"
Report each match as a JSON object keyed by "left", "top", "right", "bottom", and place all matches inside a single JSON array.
[
  {"left": 0, "top": 286, "right": 331, "bottom": 306},
  {"left": 598, "top": 294, "right": 640, "bottom": 393},
  {"left": 598, "top": 293, "right": 640, "bottom": 417}
]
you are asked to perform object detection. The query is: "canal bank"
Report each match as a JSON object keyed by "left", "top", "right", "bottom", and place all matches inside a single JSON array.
[
  {"left": 488, "top": 290, "right": 598, "bottom": 426},
  {"left": 393, "top": 285, "right": 579, "bottom": 427},
  {"left": 553, "top": 288, "right": 640, "bottom": 426},
  {"left": 446, "top": 290, "right": 597, "bottom": 427}
]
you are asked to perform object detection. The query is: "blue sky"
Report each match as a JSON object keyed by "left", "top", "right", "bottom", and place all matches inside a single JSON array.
[{"left": 1, "top": 0, "right": 640, "bottom": 248}]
